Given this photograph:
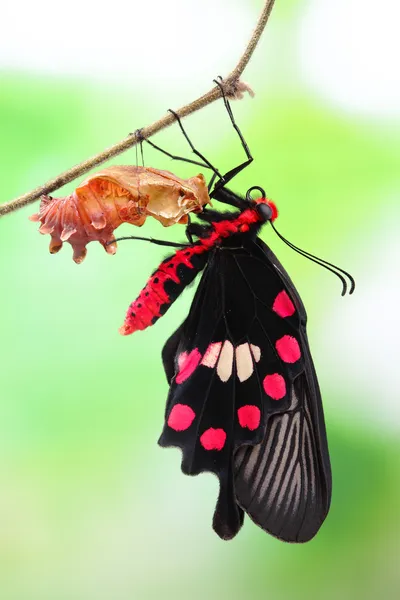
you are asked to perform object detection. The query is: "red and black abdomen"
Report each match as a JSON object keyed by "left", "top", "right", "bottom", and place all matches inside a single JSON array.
[{"left": 120, "top": 244, "right": 209, "bottom": 335}]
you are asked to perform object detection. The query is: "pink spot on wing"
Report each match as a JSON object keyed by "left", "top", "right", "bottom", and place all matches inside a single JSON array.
[
  {"left": 237, "top": 405, "right": 261, "bottom": 430},
  {"left": 275, "top": 335, "right": 301, "bottom": 363},
  {"left": 263, "top": 373, "right": 286, "bottom": 400},
  {"left": 176, "top": 349, "right": 202, "bottom": 384},
  {"left": 200, "top": 428, "right": 226, "bottom": 451},
  {"left": 177, "top": 352, "right": 188, "bottom": 370},
  {"left": 167, "top": 404, "right": 196, "bottom": 431},
  {"left": 201, "top": 342, "right": 222, "bottom": 368},
  {"left": 273, "top": 290, "right": 295, "bottom": 318}
]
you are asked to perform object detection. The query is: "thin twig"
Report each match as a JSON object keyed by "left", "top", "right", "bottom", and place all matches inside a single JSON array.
[{"left": 0, "top": 0, "right": 276, "bottom": 218}]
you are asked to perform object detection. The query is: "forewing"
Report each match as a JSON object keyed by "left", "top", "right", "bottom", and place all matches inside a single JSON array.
[{"left": 160, "top": 256, "right": 245, "bottom": 538}]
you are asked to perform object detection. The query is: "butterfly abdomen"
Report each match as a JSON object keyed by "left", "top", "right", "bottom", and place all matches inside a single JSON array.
[{"left": 120, "top": 244, "right": 209, "bottom": 335}]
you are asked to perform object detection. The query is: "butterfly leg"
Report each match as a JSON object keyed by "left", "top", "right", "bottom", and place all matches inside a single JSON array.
[
  {"left": 185, "top": 214, "right": 195, "bottom": 245},
  {"left": 209, "top": 77, "right": 254, "bottom": 200},
  {"left": 131, "top": 129, "right": 146, "bottom": 166},
  {"left": 130, "top": 128, "right": 210, "bottom": 171},
  {"left": 145, "top": 137, "right": 214, "bottom": 172},
  {"left": 133, "top": 130, "right": 145, "bottom": 166},
  {"left": 168, "top": 109, "right": 225, "bottom": 184},
  {"left": 110, "top": 234, "right": 190, "bottom": 249}
]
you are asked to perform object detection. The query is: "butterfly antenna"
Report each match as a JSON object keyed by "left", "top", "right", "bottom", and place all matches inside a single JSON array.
[{"left": 270, "top": 222, "right": 355, "bottom": 296}]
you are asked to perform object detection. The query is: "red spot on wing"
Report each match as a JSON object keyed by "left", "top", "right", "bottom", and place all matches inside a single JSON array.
[
  {"left": 272, "top": 290, "right": 295, "bottom": 318},
  {"left": 167, "top": 404, "right": 196, "bottom": 431},
  {"left": 237, "top": 405, "right": 261, "bottom": 430},
  {"left": 263, "top": 373, "right": 286, "bottom": 400},
  {"left": 200, "top": 428, "right": 227, "bottom": 451},
  {"left": 176, "top": 349, "right": 202, "bottom": 384},
  {"left": 275, "top": 335, "right": 301, "bottom": 363}
]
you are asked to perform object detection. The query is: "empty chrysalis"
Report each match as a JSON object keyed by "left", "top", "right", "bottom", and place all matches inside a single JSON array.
[{"left": 29, "top": 166, "right": 210, "bottom": 263}]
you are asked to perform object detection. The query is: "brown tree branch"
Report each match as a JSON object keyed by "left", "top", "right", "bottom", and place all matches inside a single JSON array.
[{"left": 0, "top": 0, "right": 276, "bottom": 218}]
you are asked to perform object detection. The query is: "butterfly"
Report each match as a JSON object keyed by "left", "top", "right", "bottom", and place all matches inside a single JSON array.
[{"left": 119, "top": 184, "right": 355, "bottom": 542}]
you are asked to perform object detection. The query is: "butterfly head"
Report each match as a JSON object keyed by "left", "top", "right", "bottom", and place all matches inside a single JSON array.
[{"left": 245, "top": 187, "right": 278, "bottom": 222}]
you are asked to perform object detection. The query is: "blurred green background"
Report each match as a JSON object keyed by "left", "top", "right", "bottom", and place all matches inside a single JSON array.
[{"left": 1, "top": 0, "right": 399, "bottom": 599}]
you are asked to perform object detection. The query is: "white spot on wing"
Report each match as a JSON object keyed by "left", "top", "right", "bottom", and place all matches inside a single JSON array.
[
  {"left": 250, "top": 344, "right": 261, "bottom": 363},
  {"left": 216, "top": 341, "right": 234, "bottom": 382},
  {"left": 235, "top": 343, "right": 254, "bottom": 382},
  {"left": 201, "top": 342, "right": 222, "bottom": 368}
]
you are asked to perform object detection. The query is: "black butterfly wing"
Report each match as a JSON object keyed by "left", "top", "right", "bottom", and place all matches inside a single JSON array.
[
  {"left": 159, "top": 237, "right": 331, "bottom": 542},
  {"left": 160, "top": 256, "right": 246, "bottom": 538},
  {"left": 233, "top": 238, "right": 331, "bottom": 542}
]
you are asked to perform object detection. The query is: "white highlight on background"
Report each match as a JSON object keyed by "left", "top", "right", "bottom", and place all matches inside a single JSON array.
[
  {"left": 1, "top": 0, "right": 252, "bottom": 89},
  {"left": 319, "top": 212, "right": 400, "bottom": 432},
  {"left": 298, "top": 0, "right": 400, "bottom": 117}
]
